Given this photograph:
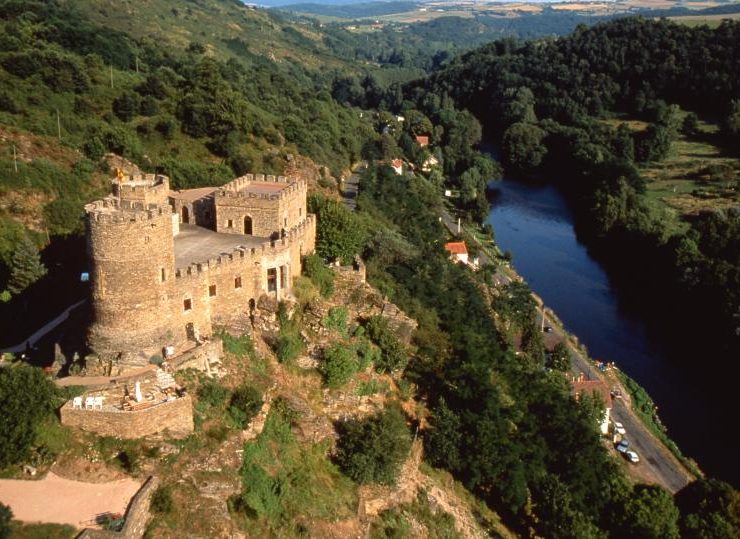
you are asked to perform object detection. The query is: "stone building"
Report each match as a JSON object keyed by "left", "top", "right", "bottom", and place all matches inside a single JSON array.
[{"left": 86, "top": 172, "right": 316, "bottom": 359}]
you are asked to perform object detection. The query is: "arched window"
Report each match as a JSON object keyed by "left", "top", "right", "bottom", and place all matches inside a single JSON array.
[{"left": 244, "top": 215, "right": 253, "bottom": 235}]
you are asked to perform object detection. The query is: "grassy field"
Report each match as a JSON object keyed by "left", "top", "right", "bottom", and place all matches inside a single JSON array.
[{"left": 666, "top": 12, "right": 740, "bottom": 28}]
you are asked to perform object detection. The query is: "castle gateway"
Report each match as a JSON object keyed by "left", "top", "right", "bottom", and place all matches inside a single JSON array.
[{"left": 85, "top": 172, "right": 316, "bottom": 357}]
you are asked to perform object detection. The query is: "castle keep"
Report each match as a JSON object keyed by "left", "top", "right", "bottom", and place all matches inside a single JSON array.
[{"left": 85, "top": 172, "right": 316, "bottom": 358}]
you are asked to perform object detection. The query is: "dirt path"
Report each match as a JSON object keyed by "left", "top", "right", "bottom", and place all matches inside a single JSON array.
[{"left": 0, "top": 472, "right": 141, "bottom": 528}]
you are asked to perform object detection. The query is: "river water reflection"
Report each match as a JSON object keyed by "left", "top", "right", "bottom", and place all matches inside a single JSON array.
[{"left": 486, "top": 178, "right": 737, "bottom": 486}]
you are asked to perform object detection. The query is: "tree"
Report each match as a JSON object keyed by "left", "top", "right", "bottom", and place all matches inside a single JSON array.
[
  {"left": 228, "top": 385, "right": 263, "bottom": 428},
  {"left": 112, "top": 91, "right": 140, "bottom": 122},
  {"left": 320, "top": 343, "right": 359, "bottom": 388},
  {"left": 0, "top": 365, "right": 57, "bottom": 468},
  {"left": 502, "top": 122, "right": 546, "bottom": 172},
  {"left": 0, "top": 503, "right": 11, "bottom": 539},
  {"left": 549, "top": 342, "right": 571, "bottom": 371},
  {"left": 7, "top": 234, "right": 46, "bottom": 295},
  {"left": 682, "top": 113, "right": 700, "bottom": 136},
  {"left": 617, "top": 484, "right": 680, "bottom": 539},
  {"left": 676, "top": 478, "right": 740, "bottom": 539},
  {"left": 312, "top": 198, "right": 367, "bottom": 265},
  {"left": 334, "top": 403, "right": 411, "bottom": 485}
]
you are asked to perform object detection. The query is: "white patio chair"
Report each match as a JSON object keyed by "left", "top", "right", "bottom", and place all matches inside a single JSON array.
[
  {"left": 72, "top": 396, "right": 83, "bottom": 409},
  {"left": 93, "top": 396, "right": 104, "bottom": 410},
  {"left": 84, "top": 396, "right": 95, "bottom": 409}
]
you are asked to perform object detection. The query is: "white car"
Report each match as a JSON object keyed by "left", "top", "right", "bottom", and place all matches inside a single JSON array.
[
  {"left": 625, "top": 450, "right": 640, "bottom": 463},
  {"left": 613, "top": 421, "right": 626, "bottom": 435},
  {"left": 616, "top": 440, "right": 629, "bottom": 453}
]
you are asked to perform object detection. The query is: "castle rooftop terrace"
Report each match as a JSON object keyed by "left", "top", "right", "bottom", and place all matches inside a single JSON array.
[
  {"left": 237, "top": 181, "right": 287, "bottom": 195},
  {"left": 174, "top": 224, "right": 268, "bottom": 268},
  {"left": 169, "top": 187, "right": 217, "bottom": 202}
]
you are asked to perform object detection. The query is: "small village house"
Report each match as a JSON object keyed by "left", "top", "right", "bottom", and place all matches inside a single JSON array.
[
  {"left": 571, "top": 374, "right": 613, "bottom": 435},
  {"left": 444, "top": 241, "right": 469, "bottom": 265}
]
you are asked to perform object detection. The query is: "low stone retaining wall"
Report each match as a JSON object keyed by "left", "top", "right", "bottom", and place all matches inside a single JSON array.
[
  {"left": 61, "top": 395, "right": 193, "bottom": 439},
  {"left": 169, "top": 338, "right": 223, "bottom": 373},
  {"left": 77, "top": 476, "right": 159, "bottom": 539}
]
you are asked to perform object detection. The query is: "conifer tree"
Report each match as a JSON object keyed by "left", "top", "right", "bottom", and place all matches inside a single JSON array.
[{"left": 7, "top": 235, "right": 46, "bottom": 295}]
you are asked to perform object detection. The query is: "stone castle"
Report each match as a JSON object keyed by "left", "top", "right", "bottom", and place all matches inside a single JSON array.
[{"left": 85, "top": 172, "right": 316, "bottom": 358}]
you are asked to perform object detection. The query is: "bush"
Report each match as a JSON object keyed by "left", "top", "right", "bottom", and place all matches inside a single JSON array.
[
  {"left": 0, "top": 503, "right": 12, "bottom": 539},
  {"left": 228, "top": 385, "right": 262, "bottom": 428},
  {"left": 275, "top": 330, "right": 303, "bottom": 364},
  {"left": 334, "top": 403, "right": 411, "bottom": 485},
  {"left": 321, "top": 343, "right": 359, "bottom": 388},
  {"left": 221, "top": 332, "right": 254, "bottom": 359},
  {"left": 365, "top": 317, "right": 409, "bottom": 374},
  {"left": 150, "top": 485, "right": 173, "bottom": 514},
  {"left": 197, "top": 380, "right": 229, "bottom": 408},
  {"left": 323, "top": 306, "right": 348, "bottom": 336},
  {"left": 304, "top": 253, "right": 334, "bottom": 298}
]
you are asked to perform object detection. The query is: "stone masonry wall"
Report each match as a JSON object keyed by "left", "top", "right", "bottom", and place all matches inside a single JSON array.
[
  {"left": 215, "top": 193, "right": 281, "bottom": 237},
  {"left": 60, "top": 395, "right": 194, "bottom": 439},
  {"left": 77, "top": 476, "right": 159, "bottom": 539}
]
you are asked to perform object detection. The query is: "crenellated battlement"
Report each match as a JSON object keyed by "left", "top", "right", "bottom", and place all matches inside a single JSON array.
[
  {"left": 217, "top": 174, "right": 306, "bottom": 201},
  {"left": 174, "top": 214, "right": 314, "bottom": 278},
  {"left": 86, "top": 197, "right": 171, "bottom": 225}
]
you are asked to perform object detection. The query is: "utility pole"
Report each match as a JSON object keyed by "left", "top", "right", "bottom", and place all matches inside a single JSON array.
[
  {"left": 110, "top": 63, "right": 114, "bottom": 89},
  {"left": 135, "top": 56, "right": 139, "bottom": 74},
  {"left": 457, "top": 217, "right": 461, "bottom": 235},
  {"left": 56, "top": 108, "right": 61, "bottom": 141},
  {"left": 12, "top": 144, "right": 18, "bottom": 172},
  {"left": 541, "top": 304, "right": 545, "bottom": 332}
]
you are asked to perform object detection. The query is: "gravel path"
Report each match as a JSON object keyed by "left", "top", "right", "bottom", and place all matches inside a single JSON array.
[{"left": 0, "top": 472, "right": 141, "bottom": 528}]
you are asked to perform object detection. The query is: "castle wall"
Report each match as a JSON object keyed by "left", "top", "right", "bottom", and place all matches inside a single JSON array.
[
  {"left": 86, "top": 202, "right": 181, "bottom": 355},
  {"left": 112, "top": 174, "right": 170, "bottom": 208},
  {"left": 214, "top": 175, "right": 307, "bottom": 238},
  {"left": 60, "top": 395, "right": 194, "bottom": 439},
  {"left": 173, "top": 215, "right": 315, "bottom": 331},
  {"left": 86, "top": 172, "right": 316, "bottom": 361}
]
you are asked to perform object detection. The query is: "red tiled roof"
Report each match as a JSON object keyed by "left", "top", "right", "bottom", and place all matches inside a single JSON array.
[
  {"left": 415, "top": 135, "right": 430, "bottom": 146},
  {"left": 391, "top": 159, "right": 403, "bottom": 168},
  {"left": 572, "top": 378, "right": 613, "bottom": 408},
  {"left": 444, "top": 242, "right": 468, "bottom": 255}
]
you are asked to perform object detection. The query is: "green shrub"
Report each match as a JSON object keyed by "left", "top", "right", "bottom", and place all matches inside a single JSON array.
[
  {"left": 334, "top": 403, "right": 411, "bottom": 485},
  {"left": 275, "top": 330, "right": 303, "bottom": 364},
  {"left": 197, "top": 380, "right": 229, "bottom": 408},
  {"left": 150, "top": 485, "right": 173, "bottom": 514},
  {"left": 365, "top": 317, "right": 409, "bottom": 374},
  {"left": 0, "top": 503, "right": 12, "bottom": 539},
  {"left": 323, "top": 306, "right": 348, "bottom": 336},
  {"left": 292, "top": 275, "right": 319, "bottom": 306},
  {"left": 221, "top": 332, "right": 255, "bottom": 359},
  {"left": 228, "top": 385, "right": 263, "bottom": 428},
  {"left": 321, "top": 343, "right": 359, "bottom": 388},
  {"left": 303, "top": 253, "right": 334, "bottom": 298}
]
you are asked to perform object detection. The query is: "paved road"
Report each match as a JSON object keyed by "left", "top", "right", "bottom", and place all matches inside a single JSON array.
[
  {"left": 540, "top": 311, "right": 693, "bottom": 493},
  {"left": 341, "top": 172, "right": 360, "bottom": 211},
  {"left": 1, "top": 299, "right": 86, "bottom": 354}
]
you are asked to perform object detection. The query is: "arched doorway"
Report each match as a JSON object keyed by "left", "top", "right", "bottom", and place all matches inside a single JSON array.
[
  {"left": 244, "top": 215, "right": 253, "bottom": 235},
  {"left": 182, "top": 206, "right": 190, "bottom": 224}
]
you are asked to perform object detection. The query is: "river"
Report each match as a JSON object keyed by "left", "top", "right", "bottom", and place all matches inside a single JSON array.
[{"left": 486, "top": 178, "right": 737, "bottom": 487}]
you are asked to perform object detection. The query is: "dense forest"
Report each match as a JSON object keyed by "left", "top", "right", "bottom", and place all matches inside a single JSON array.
[{"left": 398, "top": 17, "right": 740, "bottom": 363}]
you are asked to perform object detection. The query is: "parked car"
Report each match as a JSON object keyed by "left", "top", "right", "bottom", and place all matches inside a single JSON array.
[
  {"left": 543, "top": 326, "right": 553, "bottom": 333},
  {"left": 624, "top": 450, "right": 640, "bottom": 463},
  {"left": 613, "top": 421, "right": 626, "bottom": 435},
  {"left": 616, "top": 440, "right": 630, "bottom": 453}
]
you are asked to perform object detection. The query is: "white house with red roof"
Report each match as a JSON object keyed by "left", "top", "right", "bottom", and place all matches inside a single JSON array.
[
  {"left": 415, "top": 135, "right": 430, "bottom": 147},
  {"left": 390, "top": 159, "right": 404, "bottom": 175},
  {"left": 444, "top": 241, "right": 469, "bottom": 265}
]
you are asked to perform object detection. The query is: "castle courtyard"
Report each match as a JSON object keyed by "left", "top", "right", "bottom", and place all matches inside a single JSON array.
[{"left": 174, "top": 224, "right": 269, "bottom": 268}]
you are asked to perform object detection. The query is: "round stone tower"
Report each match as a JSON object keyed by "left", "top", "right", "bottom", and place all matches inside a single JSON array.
[{"left": 86, "top": 174, "right": 179, "bottom": 358}]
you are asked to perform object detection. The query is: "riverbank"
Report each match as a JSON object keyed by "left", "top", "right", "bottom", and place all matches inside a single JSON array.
[{"left": 444, "top": 206, "right": 697, "bottom": 492}]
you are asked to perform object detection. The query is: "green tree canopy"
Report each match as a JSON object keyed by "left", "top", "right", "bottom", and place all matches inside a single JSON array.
[
  {"left": 7, "top": 234, "right": 47, "bottom": 295},
  {"left": 334, "top": 403, "right": 411, "bottom": 485},
  {"left": 310, "top": 196, "right": 367, "bottom": 265},
  {"left": 0, "top": 365, "right": 58, "bottom": 468}
]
